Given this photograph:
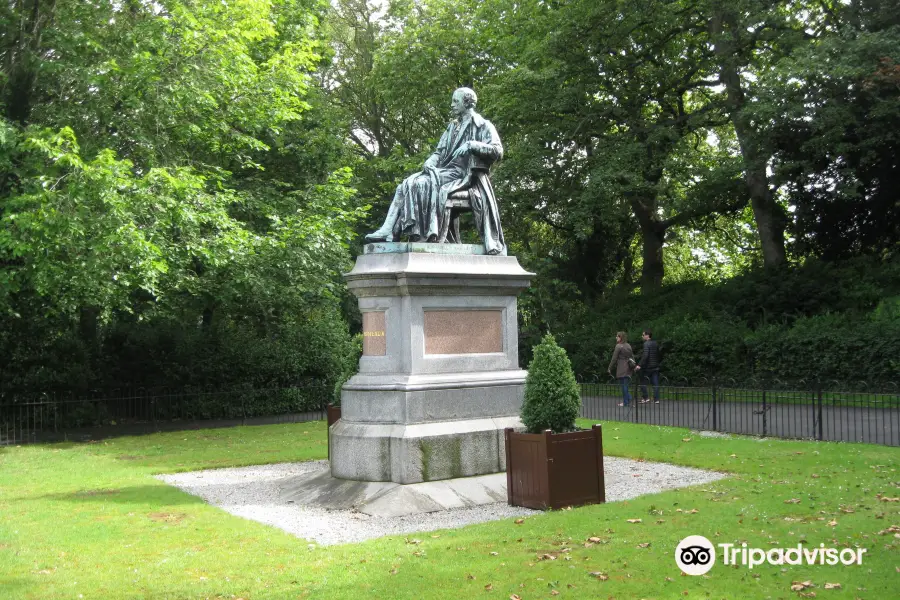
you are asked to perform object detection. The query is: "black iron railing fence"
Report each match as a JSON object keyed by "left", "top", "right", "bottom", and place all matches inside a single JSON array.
[
  {"left": 580, "top": 374, "right": 900, "bottom": 446},
  {"left": 2, "top": 376, "right": 897, "bottom": 447},
  {"left": 0, "top": 381, "right": 330, "bottom": 445}
]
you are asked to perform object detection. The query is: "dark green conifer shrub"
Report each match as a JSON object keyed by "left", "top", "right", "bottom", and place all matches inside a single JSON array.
[{"left": 521, "top": 333, "right": 581, "bottom": 433}]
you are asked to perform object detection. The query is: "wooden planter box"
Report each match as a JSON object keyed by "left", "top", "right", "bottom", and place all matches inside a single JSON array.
[
  {"left": 326, "top": 404, "right": 341, "bottom": 459},
  {"left": 505, "top": 424, "right": 605, "bottom": 510}
]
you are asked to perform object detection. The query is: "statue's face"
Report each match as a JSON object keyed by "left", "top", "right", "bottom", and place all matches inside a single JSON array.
[{"left": 450, "top": 91, "right": 467, "bottom": 117}]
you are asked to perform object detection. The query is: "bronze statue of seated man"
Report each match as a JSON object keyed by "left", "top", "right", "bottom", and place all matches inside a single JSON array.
[{"left": 365, "top": 87, "right": 506, "bottom": 255}]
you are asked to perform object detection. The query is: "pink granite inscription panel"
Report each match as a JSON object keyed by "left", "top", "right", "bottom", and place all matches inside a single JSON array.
[
  {"left": 362, "top": 311, "right": 386, "bottom": 356},
  {"left": 424, "top": 310, "right": 502, "bottom": 355}
]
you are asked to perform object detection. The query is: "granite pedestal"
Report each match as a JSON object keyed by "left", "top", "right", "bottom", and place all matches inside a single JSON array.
[{"left": 330, "top": 242, "right": 534, "bottom": 484}]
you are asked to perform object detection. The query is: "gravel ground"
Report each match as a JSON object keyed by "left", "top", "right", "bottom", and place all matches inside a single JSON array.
[{"left": 157, "top": 458, "right": 726, "bottom": 546}]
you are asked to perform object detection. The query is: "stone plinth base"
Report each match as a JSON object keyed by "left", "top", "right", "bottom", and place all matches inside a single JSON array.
[
  {"left": 330, "top": 415, "right": 522, "bottom": 484},
  {"left": 334, "top": 248, "right": 534, "bottom": 484}
]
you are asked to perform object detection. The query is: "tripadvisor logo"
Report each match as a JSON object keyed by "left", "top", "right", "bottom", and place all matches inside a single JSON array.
[
  {"left": 676, "top": 536, "right": 868, "bottom": 575},
  {"left": 675, "top": 535, "right": 716, "bottom": 575}
]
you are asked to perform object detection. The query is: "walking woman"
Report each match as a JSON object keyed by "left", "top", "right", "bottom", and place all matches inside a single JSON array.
[{"left": 608, "top": 331, "right": 635, "bottom": 407}]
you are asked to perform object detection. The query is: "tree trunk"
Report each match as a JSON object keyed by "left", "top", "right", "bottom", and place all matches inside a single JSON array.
[
  {"left": 78, "top": 305, "right": 100, "bottom": 347},
  {"left": 710, "top": 10, "right": 787, "bottom": 267},
  {"left": 631, "top": 199, "right": 666, "bottom": 291},
  {"left": 3, "top": 0, "right": 58, "bottom": 124},
  {"left": 640, "top": 224, "right": 665, "bottom": 291}
]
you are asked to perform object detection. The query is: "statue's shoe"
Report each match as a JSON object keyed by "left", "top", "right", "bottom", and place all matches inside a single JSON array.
[
  {"left": 406, "top": 234, "right": 436, "bottom": 243},
  {"left": 364, "top": 229, "right": 393, "bottom": 242}
]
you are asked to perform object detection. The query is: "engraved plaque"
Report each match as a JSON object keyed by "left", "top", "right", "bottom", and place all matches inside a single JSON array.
[
  {"left": 424, "top": 310, "right": 502, "bottom": 355},
  {"left": 362, "top": 311, "right": 386, "bottom": 356}
]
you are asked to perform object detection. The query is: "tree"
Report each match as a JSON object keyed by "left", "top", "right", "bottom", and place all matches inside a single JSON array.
[
  {"left": 762, "top": 1, "right": 900, "bottom": 259},
  {"left": 0, "top": 0, "right": 365, "bottom": 392}
]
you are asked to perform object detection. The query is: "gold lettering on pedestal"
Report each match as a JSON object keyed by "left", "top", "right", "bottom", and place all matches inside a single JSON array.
[{"left": 362, "top": 311, "right": 387, "bottom": 356}]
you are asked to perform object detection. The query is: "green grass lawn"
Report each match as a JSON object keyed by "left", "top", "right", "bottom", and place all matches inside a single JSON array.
[{"left": 0, "top": 420, "right": 897, "bottom": 599}]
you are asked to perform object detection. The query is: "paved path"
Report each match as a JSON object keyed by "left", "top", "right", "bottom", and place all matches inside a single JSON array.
[{"left": 581, "top": 395, "right": 900, "bottom": 446}]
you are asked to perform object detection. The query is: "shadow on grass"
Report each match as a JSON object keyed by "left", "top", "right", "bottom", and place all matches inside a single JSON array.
[
  {"left": 0, "top": 576, "right": 38, "bottom": 597},
  {"left": 18, "top": 413, "right": 330, "bottom": 446},
  {"left": 17, "top": 484, "right": 208, "bottom": 506}
]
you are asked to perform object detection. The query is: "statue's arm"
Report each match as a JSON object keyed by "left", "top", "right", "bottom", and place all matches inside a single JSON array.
[
  {"left": 468, "top": 121, "right": 503, "bottom": 163},
  {"left": 424, "top": 125, "right": 452, "bottom": 168}
]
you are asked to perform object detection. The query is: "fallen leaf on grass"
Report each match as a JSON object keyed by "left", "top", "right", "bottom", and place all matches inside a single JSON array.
[
  {"left": 484, "top": 583, "right": 493, "bottom": 591},
  {"left": 510, "top": 595, "right": 521, "bottom": 600},
  {"left": 588, "top": 537, "right": 602, "bottom": 543},
  {"left": 467, "top": 574, "right": 476, "bottom": 580},
  {"left": 490, "top": 552, "right": 499, "bottom": 556},
  {"left": 589, "top": 572, "right": 609, "bottom": 581},
  {"left": 827, "top": 520, "right": 838, "bottom": 527},
  {"left": 539, "top": 554, "right": 558, "bottom": 561},
  {"left": 551, "top": 591, "right": 560, "bottom": 596},
  {"left": 682, "top": 438, "right": 692, "bottom": 442},
  {"left": 880, "top": 497, "right": 899, "bottom": 502},
  {"left": 405, "top": 538, "right": 422, "bottom": 545},
  {"left": 626, "top": 519, "right": 642, "bottom": 524},
  {"left": 637, "top": 542, "right": 651, "bottom": 548},
  {"left": 877, "top": 526, "right": 900, "bottom": 535},
  {"left": 147, "top": 512, "right": 187, "bottom": 523},
  {"left": 823, "top": 583, "right": 841, "bottom": 590},
  {"left": 514, "top": 519, "right": 525, "bottom": 524},
  {"left": 784, "top": 498, "right": 801, "bottom": 504},
  {"left": 390, "top": 568, "right": 399, "bottom": 575},
  {"left": 791, "top": 581, "right": 814, "bottom": 591}
]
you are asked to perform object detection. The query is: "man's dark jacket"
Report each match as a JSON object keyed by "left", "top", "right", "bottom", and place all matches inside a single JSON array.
[{"left": 639, "top": 340, "right": 661, "bottom": 371}]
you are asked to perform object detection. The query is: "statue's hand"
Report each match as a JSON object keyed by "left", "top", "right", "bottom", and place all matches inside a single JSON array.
[{"left": 451, "top": 141, "right": 470, "bottom": 159}]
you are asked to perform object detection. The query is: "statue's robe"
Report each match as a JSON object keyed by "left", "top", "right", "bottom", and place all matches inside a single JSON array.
[{"left": 391, "top": 111, "right": 505, "bottom": 254}]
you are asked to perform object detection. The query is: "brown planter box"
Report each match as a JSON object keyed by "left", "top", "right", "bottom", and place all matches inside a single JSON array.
[
  {"left": 505, "top": 424, "right": 606, "bottom": 510},
  {"left": 326, "top": 404, "right": 341, "bottom": 459}
]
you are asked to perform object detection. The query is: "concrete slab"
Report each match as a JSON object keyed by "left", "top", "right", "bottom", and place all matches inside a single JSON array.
[
  {"left": 279, "top": 469, "right": 397, "bottom": 510},
  {"left": 159, "top": 457, "right": 729, "bottom": 546},
  {"left": 280, "top": 470, "right": 511, "bottom": 517}
]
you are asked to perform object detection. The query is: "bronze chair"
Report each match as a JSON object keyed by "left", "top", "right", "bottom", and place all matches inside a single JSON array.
[{"left": 438, "top": 189, "right": 473, "bottom": 243}]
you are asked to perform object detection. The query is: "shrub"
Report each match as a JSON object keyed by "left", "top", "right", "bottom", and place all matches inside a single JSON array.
[
  {"left": 332, "top": 333, "right": 363, "bottom": 406},
  {"left": 521, "top": 334, "right": 581, "bottom": 433},
  {"left": 541, "top": 255, "right": 900, "bottom": 388}
]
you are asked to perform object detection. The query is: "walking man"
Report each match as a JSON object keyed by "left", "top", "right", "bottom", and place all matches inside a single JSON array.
[{"left": 635, "top": 329, "right": 661, "bottom": 404}]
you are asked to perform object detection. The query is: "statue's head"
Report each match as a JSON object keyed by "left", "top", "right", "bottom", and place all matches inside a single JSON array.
[
  {"left": 451, "top": 87, "right": 477, "bottom": 117},
  {"left": 454, "top": 87, "right": 477, "bottom": 108}
]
